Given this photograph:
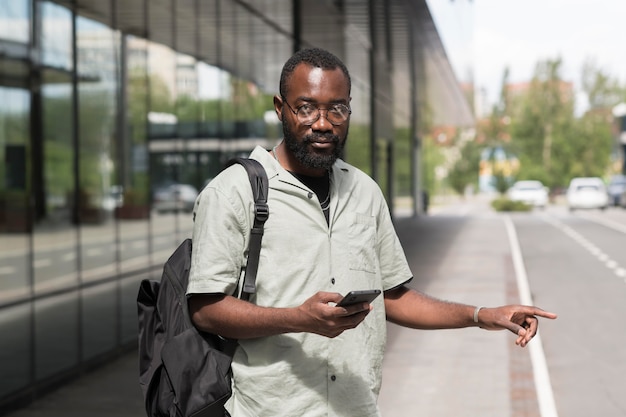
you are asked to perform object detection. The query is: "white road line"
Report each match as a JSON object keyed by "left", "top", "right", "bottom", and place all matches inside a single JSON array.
[
  {"left": 543, "top": 214, "right": 626, "bottom": 284},
  {"left": 576, "top": 212, "right": 626, "bottom": 234},
  {"left": 504, "top": 216, "right": 559, "bottom": 417}
]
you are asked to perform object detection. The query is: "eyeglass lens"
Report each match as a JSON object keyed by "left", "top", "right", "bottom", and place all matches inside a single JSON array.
[{"left": 297, "top": 104, "right": 350, "bottom": 125}]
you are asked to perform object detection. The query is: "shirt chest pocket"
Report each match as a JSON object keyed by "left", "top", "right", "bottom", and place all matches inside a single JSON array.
[{"left": 348, "top": 213, "right": 377, "bottom": 273}]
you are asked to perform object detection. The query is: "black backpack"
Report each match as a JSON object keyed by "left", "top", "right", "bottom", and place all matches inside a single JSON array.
[{"left": 137, "top": 158, "right": 269, "bottom": 417}]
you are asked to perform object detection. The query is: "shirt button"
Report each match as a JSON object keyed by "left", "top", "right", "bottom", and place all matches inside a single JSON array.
[
  {"left": 330, "top": 375, "right": 336, "bottom": 381},
  {"left": 307, "top": 192, "right": 313, "bottom": 199},
  {"left": 331, "top": 277, "right": 335, "bottom": 285}
]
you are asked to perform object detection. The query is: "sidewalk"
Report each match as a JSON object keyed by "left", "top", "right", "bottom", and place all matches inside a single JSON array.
[
  {"left": 379, "top": 206, "right": 538, "bottom": 416},
  {"left": 4, "top": 197, "right": 538, "bottom": 416}
]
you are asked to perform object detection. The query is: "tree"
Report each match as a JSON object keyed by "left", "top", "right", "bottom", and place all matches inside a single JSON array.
[
  {"left": 510, "top": 59, "right": 577, "bottom": 189},
  {"left": 446, "top": 139, "right": 482, "bottom": 196},
  {"left": 581, "top": 59, "right": 623, "bottom": 110}
]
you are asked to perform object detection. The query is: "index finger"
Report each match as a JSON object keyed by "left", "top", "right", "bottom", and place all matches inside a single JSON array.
[{"left": 527, "top": 307, "right": 557, "bottom": 319}]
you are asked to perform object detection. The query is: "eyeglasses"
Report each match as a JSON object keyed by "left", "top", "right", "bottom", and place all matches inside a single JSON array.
[{"left": 282, "top": 97, "right": 351, "bottom": 126}]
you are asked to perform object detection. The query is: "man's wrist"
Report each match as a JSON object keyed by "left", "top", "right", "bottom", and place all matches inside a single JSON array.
[{"left": 473, "top": 306, "right": 484, "bottom": 324}]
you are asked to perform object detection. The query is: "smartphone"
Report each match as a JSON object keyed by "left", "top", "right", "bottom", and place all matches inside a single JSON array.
[{"left": 336, "top": 289, "right": 382, "bottom": 307}]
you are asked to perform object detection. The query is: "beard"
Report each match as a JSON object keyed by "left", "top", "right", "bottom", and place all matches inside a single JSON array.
[{"left": 282, "top": 119, "right": 348, "bottom": 171}]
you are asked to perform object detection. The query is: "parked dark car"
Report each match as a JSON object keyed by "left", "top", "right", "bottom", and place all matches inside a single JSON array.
[{"left": 607, "top": 174, "right": 626, "bottom": 206}]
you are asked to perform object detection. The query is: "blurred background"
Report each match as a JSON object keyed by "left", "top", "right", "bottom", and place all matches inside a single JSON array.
[{"left": 1, "top": 0, "right": 625, "bottom": 415}]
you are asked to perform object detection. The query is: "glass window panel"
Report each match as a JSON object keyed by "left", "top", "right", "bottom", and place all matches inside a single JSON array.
[
  {"left": 147, "top": 40, "right": 179, "bottom": 260},
  {"left": 34, "top": 70, "right": 78, "bottom": 294},
  {"left": 82, "top": 282, "right": 117, "bottom": 359},
  {"left": 76, "top": 16, "right": 118, "bottom": 282},
  {"left": 41, "top": 1, "right": 73, "bottom": 70},
  {"left": 0, "top": 0, "right": 30, "bottom": 43},
  {"left": 119, "top": 35, "right": 150, "bottom": 275},
  {"left": 175, "top": 54, "right": 199, "bottom": 139},
  {"left": 120, "top": 273, "right": 149, "bottom": 344},
  {"left": 0, "top": 303, "right": 32, "bottom": 397},
  {"left": 0, "top": 87, "right": 31, "bottom": 304},
  {"left": 34, "top": 292, "right": 79, "bottom": 379},
  {"left": 343, "top": 4, "right": 372, "bottom": 174}
]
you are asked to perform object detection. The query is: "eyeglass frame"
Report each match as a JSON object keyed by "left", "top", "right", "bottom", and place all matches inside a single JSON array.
[{"left": 281, "top": 96, "right": 352, "bottom": 126}]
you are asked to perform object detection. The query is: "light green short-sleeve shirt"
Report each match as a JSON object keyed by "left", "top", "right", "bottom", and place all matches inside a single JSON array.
[{"left": 188, "top": 146, "right": 413, "bottom": 417}]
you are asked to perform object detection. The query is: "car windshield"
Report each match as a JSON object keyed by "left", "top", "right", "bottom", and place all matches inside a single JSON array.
[
  {"left": 576, "top": 184, "right": 600, "bottom": 191},
  {"left": 514, "top": 182, "right": 542, "bottom": 190}
]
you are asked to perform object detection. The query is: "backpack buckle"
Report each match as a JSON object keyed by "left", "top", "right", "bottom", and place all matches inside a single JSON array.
[{"left": 254, "top": 203, "right": 269, "bottom": 222}]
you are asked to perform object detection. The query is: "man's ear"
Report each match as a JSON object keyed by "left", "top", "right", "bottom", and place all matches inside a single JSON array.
[{"left": 273, "top": 95, "right": 283, "bottom": 122}]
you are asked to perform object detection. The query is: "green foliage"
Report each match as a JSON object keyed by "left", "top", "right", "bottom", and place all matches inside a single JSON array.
[
  {"left": 421, "top": 137, "right": 446, "bottom": 196},
  {"left": 393, "top": 127, "right": 412, "bottom": 196},
  {"left": 344, "top": 123, "right": 372, "bottom": 176},
  {"left": 491, "top": 197, "right": 532, "bottom": 212},
  {"left": 491, "top": 167, "right": 512, "bottom": 195},
  {"left": 508, "top": 58, "right": 616, "bottom": 189},
  {"left": 446, "top": 140, "right": 482, "bottom": 196}
]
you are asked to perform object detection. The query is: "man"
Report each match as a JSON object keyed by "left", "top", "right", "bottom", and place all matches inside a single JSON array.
[{"left": 188, "top": 48, "right": 556, "bottom": 417}]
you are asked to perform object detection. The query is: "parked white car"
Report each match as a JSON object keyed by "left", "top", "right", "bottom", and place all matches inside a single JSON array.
[
  {"left": 507, "top": 180, "right": 549, "bottom": 208},
  {"left": 566, "top": 177, "right": 609, "bottom": 211},
  {"left": 153, "top": 184, "right": 199, "bottom": 213}
]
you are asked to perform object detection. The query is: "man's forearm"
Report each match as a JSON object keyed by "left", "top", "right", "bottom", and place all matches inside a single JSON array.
[
  {"left": 189, "top": 294, "right": 303, "bottom": 339},
  {"left": 384, "top": 286, "right": 476, "bottom": 329}
]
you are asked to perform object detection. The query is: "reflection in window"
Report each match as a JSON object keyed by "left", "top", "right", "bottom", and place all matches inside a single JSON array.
[
  {"left": 0, "top": 0, "right": 30, "bottom": 43},
  {"left": 0, "top": 87, "right": 30, "bottom": 304},
  {"left": 119, "top": 35, "right": 150, "bottom": 275},
  {"left": 34, "top": 73, "right": 77, "bottom": 293},
  {"left": 41, "top": 1, "right": 72, "bottom": 70},
  {"left": 76, "top": 16, "right": 119, "bottom": 283},
  {"left": 34, "top": 293, "right": 79, "bottom": 379},
  {"left": 0, "top": 303, "right": 32, "bottom": 397}
]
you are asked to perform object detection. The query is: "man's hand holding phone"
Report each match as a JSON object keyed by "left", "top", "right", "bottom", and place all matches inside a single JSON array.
[
  {"left": 298, "top": 290, "right": 381, "bottom": 338},
  {"left": 336, "top": 289, "right": 381, "bottom": 315}
]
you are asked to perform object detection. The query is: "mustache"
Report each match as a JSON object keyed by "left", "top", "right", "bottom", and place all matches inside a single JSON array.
[{"left": 303, "top": 133, "right": 340, "bottom": 143}]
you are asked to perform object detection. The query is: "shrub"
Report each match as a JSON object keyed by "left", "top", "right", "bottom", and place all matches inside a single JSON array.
[{"left": 491, "top": 197, "right": 532, "bottom": 212}]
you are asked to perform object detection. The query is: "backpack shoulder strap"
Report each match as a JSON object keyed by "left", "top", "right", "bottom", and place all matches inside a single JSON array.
[{"left": 224, "top": 157, "right": 269, "bottom": 301}]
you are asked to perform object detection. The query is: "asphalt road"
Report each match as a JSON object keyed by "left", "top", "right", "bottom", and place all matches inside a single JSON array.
[{"left": 512, "top": 205, "right": 626, "bottom": 417}]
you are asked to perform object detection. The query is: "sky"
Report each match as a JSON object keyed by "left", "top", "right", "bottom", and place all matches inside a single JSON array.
[{"left": 427, "top": 0, "right": 626, "bottom": 114}]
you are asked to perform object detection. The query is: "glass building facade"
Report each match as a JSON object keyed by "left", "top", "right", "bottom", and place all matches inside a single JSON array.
[{"left": 0, "top": 0, "right": 473, "bottom": 410}]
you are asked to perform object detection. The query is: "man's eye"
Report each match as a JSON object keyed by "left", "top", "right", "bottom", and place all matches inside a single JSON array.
[
  {"left": 330, "top": 105, "right": 347, "bottom": 115},
  {"left": 298, "top": 105, "right": 316, "bottom": 115}
]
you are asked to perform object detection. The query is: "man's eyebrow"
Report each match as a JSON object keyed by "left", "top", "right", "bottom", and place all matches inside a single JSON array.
[{"left": 295, "top": 96, "right": 349, "bottom": 105}]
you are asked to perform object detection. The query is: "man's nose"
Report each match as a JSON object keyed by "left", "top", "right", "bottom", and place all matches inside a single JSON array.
[{"left": 311, "top": 110, "right": 333, "bottom": 131}]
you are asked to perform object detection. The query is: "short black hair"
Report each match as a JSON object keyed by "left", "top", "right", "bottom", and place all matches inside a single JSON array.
[{"left": 279, "top": 48, "right": 351, "bottom": 97}]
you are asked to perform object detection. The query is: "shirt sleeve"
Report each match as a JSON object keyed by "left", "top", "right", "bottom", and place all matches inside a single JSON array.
[{"left": 187, "top": 175, "right": 249, "bottom": 296}]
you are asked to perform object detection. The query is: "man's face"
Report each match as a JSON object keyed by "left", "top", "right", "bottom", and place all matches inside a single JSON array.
[{"left": 277, "top": 64, "right": 351, "bottom": 172}]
